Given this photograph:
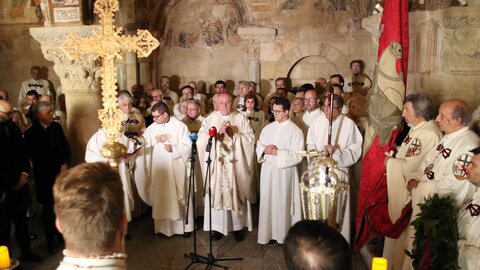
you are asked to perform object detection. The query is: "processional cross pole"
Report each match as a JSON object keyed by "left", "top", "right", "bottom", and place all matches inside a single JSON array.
[{"left": 61, "top": 0, "right": 159, "bottom": 167}]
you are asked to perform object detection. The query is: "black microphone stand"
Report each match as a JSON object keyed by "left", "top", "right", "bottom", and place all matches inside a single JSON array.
[
  {"left": 206, "top": 135, "right": 243, "bottom": 269},
  {"left": 184, "top": 138, "right": 209, "bottom": 269}
]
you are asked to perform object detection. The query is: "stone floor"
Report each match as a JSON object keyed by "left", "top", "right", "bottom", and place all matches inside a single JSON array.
[{"left": 11, "top": 205, "right": 368, "bottom": 270}]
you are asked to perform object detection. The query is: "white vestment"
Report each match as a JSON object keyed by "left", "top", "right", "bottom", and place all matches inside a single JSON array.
[
  {"left": 302, "top": 108, "right": 324, "bottom": 127},
  {"left": 85, "top": 129, "right": 135, "bottom": 222},
  {"left": 240, "top": 109, "right": 266, "bottom": 203},
  {"left": 457, "top": 188, "right": 480, "bottom": 270},
  {"left": 382, "top": 120, "right": 442, "bottom": 270},
  {"left": 256, "top": 119, "right": 304, "bottom": 244},
  {"left": 18, "top": 78, "right": 52, "bottom": 107},
  {"left": 197, "top": 111, "right": 255, "bottom": 235},
  {"left": 135, "top": 117, "right": 194, "bottom": 236},
  {"left": 306, "top": 114, "right": 363, "bottom": 242},
  {"left": 403, "top": 127, "right": 479, "bottom": 270}
]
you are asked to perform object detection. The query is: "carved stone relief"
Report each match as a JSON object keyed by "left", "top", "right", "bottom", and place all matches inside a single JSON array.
[
  {"left": 30, "top": 25, "right": 102, "bottom": 93},
  {"left": 44, "top": 48, "right": 101, "bottom": 93},
  {"left": 438, "top": 16, "right": 480, "bottom": 74}
]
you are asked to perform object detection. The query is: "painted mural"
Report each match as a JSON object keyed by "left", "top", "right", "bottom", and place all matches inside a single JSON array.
[{"left": 0, "top": 0, "right": 44, "bottom": 24}]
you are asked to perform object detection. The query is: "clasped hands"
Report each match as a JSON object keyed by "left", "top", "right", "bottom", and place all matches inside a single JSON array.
[
  {"left": 264, "top": 145, "right": 278, "bottom": 156},
  {"left": 217, "top": 122, "right": 233, "bottom": 139}
]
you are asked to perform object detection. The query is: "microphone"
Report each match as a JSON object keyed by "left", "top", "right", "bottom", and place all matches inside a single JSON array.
[
  {"left": 189, "top": 133, "right": 198, "bottom": 142},
  {"left": 206, "top": 126, "right": 217, "bottom": 152},
  {"left": 189, "top": 133, "right": 198, "bottom": 156},
  {"left": 208, "top": 126, "right": 217, "bottom": 137}
]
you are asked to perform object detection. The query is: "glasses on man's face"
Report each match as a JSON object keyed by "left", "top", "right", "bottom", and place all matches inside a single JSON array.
[
  {"left": 271, "top": 109, "right": 285, "bottom": 115},
  {"left": 0, "top": 110, "right": 15, "bottom": 117},
  {"left": 303, "top": 98, "right": 317, "bottom": 104},
  {"left": 152, "top": 111, "right": 165, "bottom": 120}
]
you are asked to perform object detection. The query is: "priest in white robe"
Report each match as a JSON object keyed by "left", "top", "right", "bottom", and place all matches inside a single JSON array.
[
  {"left": 457, "top": 146, "right": 480, "bottom": 270},
  {"left": 306, "top": 94, "right": 363, "bottom": 243},
  {"left": 197, "top": 92, "right": 255, "bottom": 241},
  {"left": 135, "top": 102, "right": 194, "bottom": 236},
  {"left": 256, "top": 97, "right": 304, "bottom": 244},
  {"left": 85, "top": 129, "right": 135, "bottom": 223},
  {"left": 382, "top": 93, "right": 442, "bottom": 270}
]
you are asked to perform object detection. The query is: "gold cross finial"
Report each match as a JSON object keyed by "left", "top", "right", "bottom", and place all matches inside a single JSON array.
[{"left": 61, "top": 0, "right": 159, "bottom": 167}]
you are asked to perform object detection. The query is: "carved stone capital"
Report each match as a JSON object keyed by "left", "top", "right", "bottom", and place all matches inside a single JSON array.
[
  {"left": 30, "top": 26, "right": 102, "bottom": 94},
  {"left": 238, "top": 27, "right": 277, "bottom": 60},
  {"left": 361, "top": 13, "right": 382, "bottom": 45}
]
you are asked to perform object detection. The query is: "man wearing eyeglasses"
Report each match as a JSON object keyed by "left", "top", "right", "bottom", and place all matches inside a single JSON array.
[
  {"left": 256, "top": 97, "right": 304, "bottom": 245},
  {"left": 0, "top": 100, "right": 41, "bottom": 262},
  {"left": 306, "top": 94, "right": 363, "bottom": 243},
  {"left": 302, "top": 89, "right": 324, "bottom": 127},
  {"left": 135, "top": 101, "right": 194, "bottom": 237}
]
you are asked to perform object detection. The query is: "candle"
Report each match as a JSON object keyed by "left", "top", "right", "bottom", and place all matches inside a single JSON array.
[
  {"left": 371, "top": 257, "right": 387, "bottom": 270},
  {"left": 0, "top": 246, "right": 11, "bottom": 268}
]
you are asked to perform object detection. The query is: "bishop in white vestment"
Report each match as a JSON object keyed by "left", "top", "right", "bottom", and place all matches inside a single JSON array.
[
  {"left": 197, "top": 93, "right": 255, "bottom": 239},
  {"left": 256, "top": 98, "right": 304, "bottom": 244},
  {"left": 306, "top": 94, "right": 363, "bottom": 242},
  {"left": 135, "top": 102, "right": 194, "bottom": 236}
]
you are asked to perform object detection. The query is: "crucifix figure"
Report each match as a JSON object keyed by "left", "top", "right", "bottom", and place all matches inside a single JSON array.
[{"left": 61, "top": 0, "right": 159, "bottom": 166}]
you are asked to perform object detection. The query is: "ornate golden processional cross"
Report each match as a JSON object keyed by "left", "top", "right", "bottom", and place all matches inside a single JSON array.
[{"left": 61, "top": 0, "right": 159, "bottom": 166}]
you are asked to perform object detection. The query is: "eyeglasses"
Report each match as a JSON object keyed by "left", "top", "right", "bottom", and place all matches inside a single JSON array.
[
  {"left": 152, "top": 111, "right": 165, "bottom": 119},
  {"left": 0, "top": 110, "right": 15, "bottom": 117},
  {"left": 303, "top": 98, "right": 317, "bottom": 103},
  {"left": 271, "top": 109, "right": 285, "bottom": 114}
]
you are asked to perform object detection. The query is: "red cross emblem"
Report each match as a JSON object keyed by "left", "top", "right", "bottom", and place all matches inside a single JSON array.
[{"left": 453, "top": 153, "right": 473, "bottom": 180}]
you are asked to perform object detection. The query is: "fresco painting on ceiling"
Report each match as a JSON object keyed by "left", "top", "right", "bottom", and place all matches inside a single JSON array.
[{"left": 1, "top": 0, "right": 43, "bottom": 24}]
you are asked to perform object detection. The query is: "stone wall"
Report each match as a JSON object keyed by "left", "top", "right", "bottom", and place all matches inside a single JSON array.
[
  {"left": 0, "top": 25, "right": 60, "bottom": 104},
  {"left": 407, "top": 7, "right": 480, "bottom": 110},
  {"left": 156, "top": 0, "right": 376, "bottom": 97}
]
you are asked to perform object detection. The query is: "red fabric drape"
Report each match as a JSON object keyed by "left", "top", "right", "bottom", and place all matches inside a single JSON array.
[{"left": 354, "top": 0, "right": 410, "bottom": 251}]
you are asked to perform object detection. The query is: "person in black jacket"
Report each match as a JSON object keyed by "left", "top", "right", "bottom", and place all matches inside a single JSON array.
[
  {"left": 24, "top": 101, "right": 70, "bottom": 254},
  {"left": 0, "top": 100, "right": 41, "bottom": 261}
]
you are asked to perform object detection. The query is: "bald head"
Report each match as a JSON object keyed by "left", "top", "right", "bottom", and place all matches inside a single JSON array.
[
  {"left": 217, "top": 92, "right": 233, "bottom": 115},
  {"left": 436, "top": 99, "right": 471, "bottom": 134},
  {"left": 0, "top": 100, "right": 14, "bottom": 121}
]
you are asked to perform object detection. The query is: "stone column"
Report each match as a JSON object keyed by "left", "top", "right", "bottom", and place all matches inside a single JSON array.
[
  {"left": 138, "top": 57, "right": 152, "bottom": 86},
  {"left": 30, "top": 25, "right": 102, "bottom": 165},
  {"left": 125, "top": 52, "right": 137, "bottom": 89},
  {"left": 116, "top": 57, "right": 128, "bottom": 91},
  {"left": 238, "top": 27, "right": 277, "bottom": 89}
]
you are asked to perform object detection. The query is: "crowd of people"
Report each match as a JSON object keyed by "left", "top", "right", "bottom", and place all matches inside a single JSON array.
[{"left": 1, "top": 60, "right": 480, "bottom": 270}]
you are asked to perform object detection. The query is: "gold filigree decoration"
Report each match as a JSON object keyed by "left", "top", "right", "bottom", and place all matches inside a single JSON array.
[{"left": 61, "top": 0, "right": 159, "bottom": 166}]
